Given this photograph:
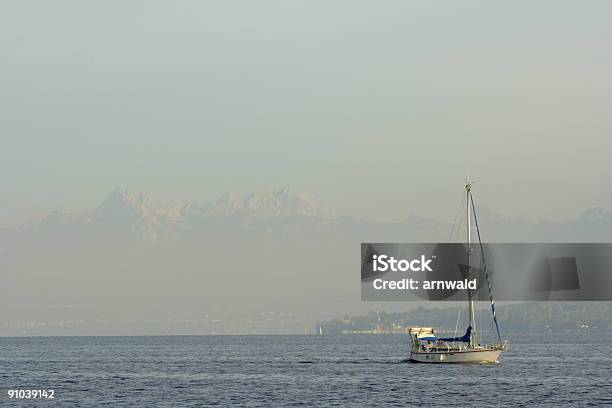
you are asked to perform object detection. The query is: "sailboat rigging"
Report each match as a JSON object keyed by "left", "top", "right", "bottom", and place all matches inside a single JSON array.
[{"left": 408, "top": 180, "right": 508, "bottom": 363}]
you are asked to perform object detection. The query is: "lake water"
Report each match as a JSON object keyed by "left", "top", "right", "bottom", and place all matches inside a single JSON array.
[{"left": 1, "top": 333, "right": 611, "bottom": 407}]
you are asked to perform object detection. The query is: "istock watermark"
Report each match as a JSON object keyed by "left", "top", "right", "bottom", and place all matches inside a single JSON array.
[
  {"left": 361, "top": 243, "right": 612, "bottom": 301},
  {"left": 372, "top": 255, "right": 434, "bottom": 272}
]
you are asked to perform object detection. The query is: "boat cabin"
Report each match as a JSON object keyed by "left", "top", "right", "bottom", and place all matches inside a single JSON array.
[{"left": 408, "top": 327, "right": 471, "bottom": 352}]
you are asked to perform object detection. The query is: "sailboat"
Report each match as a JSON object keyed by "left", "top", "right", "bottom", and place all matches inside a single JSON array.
[{"left": 408, "top": 180, "right": 508, "bottom": 363}]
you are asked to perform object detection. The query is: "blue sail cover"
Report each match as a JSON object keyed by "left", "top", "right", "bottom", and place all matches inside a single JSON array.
[{"left": 439, "top": 326, "right": 472, "bottom": 343}]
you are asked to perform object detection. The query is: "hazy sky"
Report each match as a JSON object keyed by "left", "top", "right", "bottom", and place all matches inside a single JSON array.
[{"left": 1, "top": 1, "right": 611, "bottom": 226}]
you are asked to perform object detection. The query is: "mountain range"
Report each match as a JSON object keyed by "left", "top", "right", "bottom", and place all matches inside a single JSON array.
[
  {"left": 1, "top": 187, "right": 611, "bottom": 335},
  {"left": 5, "top": 187, "right": 334, "bottom": 242},
  {"left": 4, "top": 186, "right": 612, "bottom": 243}
]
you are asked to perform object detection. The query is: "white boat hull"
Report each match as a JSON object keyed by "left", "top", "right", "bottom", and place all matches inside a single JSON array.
[{"left": 409, "top": 349, "right": 503, "bottom": 364}]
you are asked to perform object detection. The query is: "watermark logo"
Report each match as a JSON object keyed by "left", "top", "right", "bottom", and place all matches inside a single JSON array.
[
  {"left": 372, "top": 254, "right": 434, "bottom": 272},
  {"left": 362, "top": 243, "right": 612, "bottom": 301}
]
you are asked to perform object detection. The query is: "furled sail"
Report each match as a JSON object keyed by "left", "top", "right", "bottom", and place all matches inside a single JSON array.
[
  {"left": 439, "top": 326, "right": 472, "bottom": 343},
  {"left": 470, "top": 194, "right": 502, "bottom": 342}
]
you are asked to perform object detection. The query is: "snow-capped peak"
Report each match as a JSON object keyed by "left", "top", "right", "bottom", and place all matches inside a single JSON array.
[{"left": 202, "top": 187, "right": 334, "bottom": 218}]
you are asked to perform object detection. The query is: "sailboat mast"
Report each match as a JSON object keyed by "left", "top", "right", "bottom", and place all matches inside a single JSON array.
[{"left": 466, "top": 179, "right": 475, "bottom": 347}]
